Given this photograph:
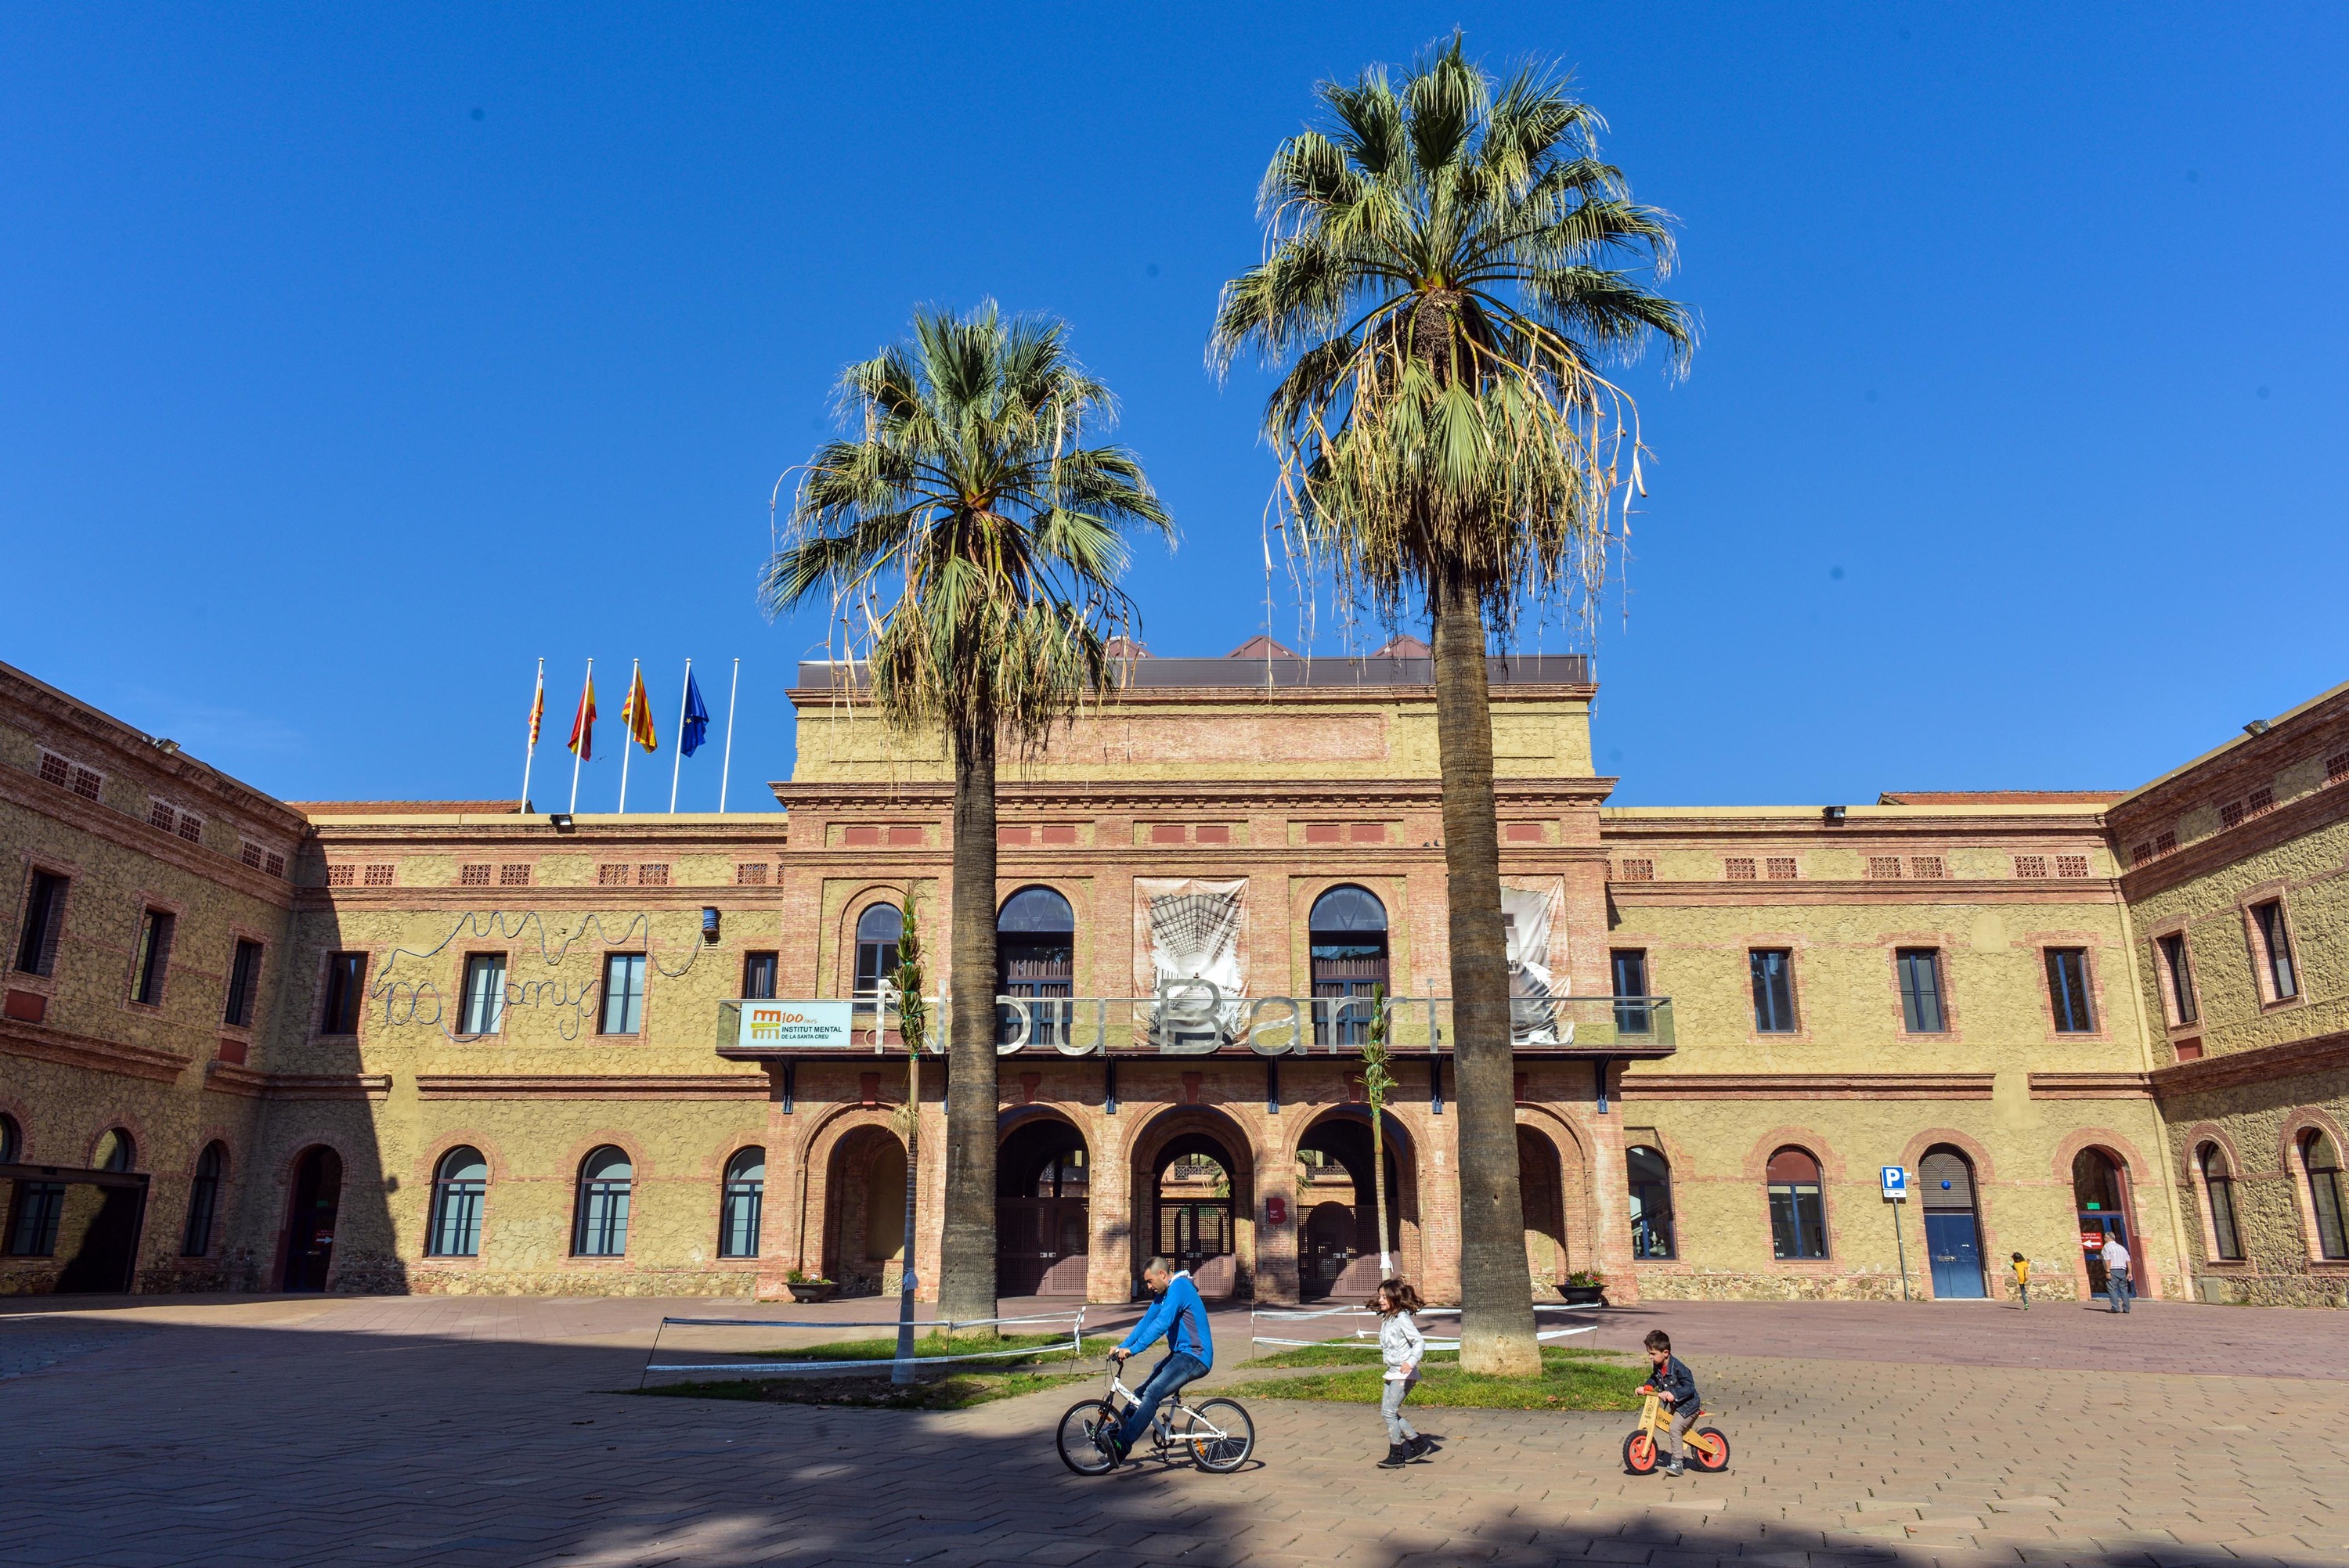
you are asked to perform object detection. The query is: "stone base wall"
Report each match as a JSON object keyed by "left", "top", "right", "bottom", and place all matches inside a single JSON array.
[{"left": 1633, "top": 1267, "right": 1913, "bottom": 1303}]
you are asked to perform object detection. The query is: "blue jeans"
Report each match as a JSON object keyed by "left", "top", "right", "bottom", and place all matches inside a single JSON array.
[
  {"left": 1114, "top": 1352, "right": 1209, "bottom": 1452},
  {"left": 2106, "top": 1268, "right": 2133, "bottom": 1313}
]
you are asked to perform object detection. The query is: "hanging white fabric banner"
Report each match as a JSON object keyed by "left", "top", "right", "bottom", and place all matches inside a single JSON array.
[
  {"left": 1135, "top": 877, "right": 1247, "bottom": 1046},
  {"left": 1501, "top": 877, "right": 1569, "bottom": 1044}
]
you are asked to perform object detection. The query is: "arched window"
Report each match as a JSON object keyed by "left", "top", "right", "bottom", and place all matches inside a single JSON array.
[
  {"left": 853, "top": 903, "right": 903, "bottom": 997},
  {"left": 2304, "top": 1130, "right": 2348, "bottom": 1260},
  {"left": 0, "top": 1113, "right": 20, "bottom": 1164},
  {"left": 1627, "top": 1145, "right": 1675, "bottom": 1260},
  {"left": 96, "top": 1127, "right": 135, "bottom": 1172},
  {"left": 573, "top": 1147, "right": 633, "bottom": 1257},
  {"left": 1766, "top": 1147, "right": 1828, "bottom": 1260},
  {"left": 1310, "top": 885, "right": 1389, "bottom": 1046},
  {"left": 428, "top": 1146, "right": 489, "bottom": 1257},
  {"left": 998, "top": 887, "right": 1074, "bottom": 1045},
  {"left": 720, "top": 1148, "right": 765, "bottom": 1259},
  {"left": 181, "top": 1141, "right": 226, "bottom": 1257},
  {"left": 2196, "top": 1143, "right": 2243, "bottom": 1261}
]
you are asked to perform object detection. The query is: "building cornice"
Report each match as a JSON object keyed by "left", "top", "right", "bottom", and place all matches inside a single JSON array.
[
  {"left": 201, "top": 1065, "right": 393, "bottom": 1100},
  {"left": 2116, "top": 782, "right": 2349, "bottom": 900},
  {"left": 2145, "top": 1029, "right": 2349, "bottom": 1100},
  {"left": 0, "top": 762, "right": 298, "bottom": 908},
  {"left": 0, "top": 1020, "right": 192, "bottom": 1083},
  {"left": 1617, "top": 1072, "right": 1994, "bottom": 1100},
  {"left": 413, "top": 1073, "right": 769, "bottom": 1100},
  {"left": 2027, "top": 1072, "right": 2152, "bottom": 1099},
  {"left": 1607, "top": 879, "right": 2120, "bottom": 907},
  {"left": 768, "top": 777, "right": 1618, "bottom": 811}
]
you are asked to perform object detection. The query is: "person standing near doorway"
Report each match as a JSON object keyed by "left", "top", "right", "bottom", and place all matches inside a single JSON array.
[
  {"left": 2011, "top": 1252, "right": 2030, "bottom": 1309},
  {"left": 2102, "top": 1235, "right": 2133, "bottom": 1313}
]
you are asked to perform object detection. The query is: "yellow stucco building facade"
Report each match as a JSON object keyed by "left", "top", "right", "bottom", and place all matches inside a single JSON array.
[{"left": 4, "top": 650, "right": 2343, "bottom": 1310}]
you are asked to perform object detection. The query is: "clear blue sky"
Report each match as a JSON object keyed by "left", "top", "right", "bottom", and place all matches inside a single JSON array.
[{"left": 5, "top": 5, "right": 2343, "bottom": 809}]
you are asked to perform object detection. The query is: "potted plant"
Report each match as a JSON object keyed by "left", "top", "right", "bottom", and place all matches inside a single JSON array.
[
  {"left": 1561, "top": 1270, "right": 1608, "bottom": 1307},
  {"left": 785, "top": 1269, "right": 837, "bottom": 1303}
]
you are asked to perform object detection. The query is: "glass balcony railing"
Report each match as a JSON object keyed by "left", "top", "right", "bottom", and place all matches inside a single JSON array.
[{"left": 716, "top": 992, "right": 1672, "bottom": 1057}]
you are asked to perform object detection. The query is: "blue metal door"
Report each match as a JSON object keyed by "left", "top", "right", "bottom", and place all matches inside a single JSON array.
[{"left": 1925, "top": 1211, "right": 1985, "bottom": 1299}]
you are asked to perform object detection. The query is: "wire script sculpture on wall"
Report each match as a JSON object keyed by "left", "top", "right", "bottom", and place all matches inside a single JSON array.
[{"left": 365, "top": 910, "right": 707, "bottom": 1042}]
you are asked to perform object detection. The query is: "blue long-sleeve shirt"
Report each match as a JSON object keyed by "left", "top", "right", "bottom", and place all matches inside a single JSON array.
[{"left": 1118, "top": 1271, "right": 1213, "bottom": 1368}]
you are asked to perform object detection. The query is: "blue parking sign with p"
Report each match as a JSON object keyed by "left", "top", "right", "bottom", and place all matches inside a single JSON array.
[{"left": 1881, "top": 1165, "right": 1908, "bottom": 1199}]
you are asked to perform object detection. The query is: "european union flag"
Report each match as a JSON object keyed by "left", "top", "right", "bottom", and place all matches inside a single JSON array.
[{"left": 680, "top": 667, "right": 711, "bottom": 757}]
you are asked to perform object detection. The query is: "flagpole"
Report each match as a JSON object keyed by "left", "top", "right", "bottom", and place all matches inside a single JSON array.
[
  {"left": 718, "top": 658, "right": 740, "bottom": 813},
  {"left": 619, "top": 658, "right": 639, "bottom": 813},
  {"left": 519, "top": 657, "right": 543, "bottom": 812},
  {"left": 568, "top": 657, "right": 592, "bottom": 813},
  {"left": 669, "top": 657, "right": 692, "bottom": 813}
]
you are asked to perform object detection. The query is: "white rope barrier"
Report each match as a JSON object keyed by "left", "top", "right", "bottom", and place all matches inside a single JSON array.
[
  {"left": 1250, "top": 1302, "right": 1600, "bottom": 1351},
  {"left": 640, "top": 1307, "right": 1091, "bottom": 1382}
]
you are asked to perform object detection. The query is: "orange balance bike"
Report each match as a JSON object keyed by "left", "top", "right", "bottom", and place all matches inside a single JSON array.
[{"left": 1622, "top": 1386, "right": 1730, "bottom": 1475}]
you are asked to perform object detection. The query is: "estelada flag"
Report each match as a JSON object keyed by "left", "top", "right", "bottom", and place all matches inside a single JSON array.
[
  {"left": 622, "top": 665, "right": 658, "bottom": 752},
  {"left": 568, "top": 674, "right": 597, "bottom": 760}
]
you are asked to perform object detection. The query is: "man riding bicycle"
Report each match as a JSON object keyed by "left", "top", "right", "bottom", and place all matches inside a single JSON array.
[{"left": 1099, "top": 1256, "right": 1212, "bottom": 1464}]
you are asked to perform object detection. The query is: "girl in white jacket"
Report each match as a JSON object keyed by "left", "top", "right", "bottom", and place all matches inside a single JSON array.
[{"left": 1374, "top": 1278, "right": 1434, "bottom": 1466}]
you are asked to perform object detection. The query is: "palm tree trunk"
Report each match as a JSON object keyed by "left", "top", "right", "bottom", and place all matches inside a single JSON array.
[
  {"left": 1430, "top": 570, "right": 1540, "bottom": 1375},
  {"left": 938, "top": 723, "right": 1001, "bottom": 1334},
  {"left": 1371, "top": 1108, "right": 1392, "bottom": 1274},
  {"left": 892, "top": 1046, "right": 920, "bottom": 1383}
]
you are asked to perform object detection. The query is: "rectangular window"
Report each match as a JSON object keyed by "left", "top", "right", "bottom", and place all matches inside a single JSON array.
[
  {"left": 2157, "top": 932, "right": 2197, "bottom": 1025},
  {"left": 459, "top": 954, "right": 507, "bottom": 1035},
  {"left": 176, "top": 814, "right": 203, "bottom": 844},
  {"left": 1895, "top": 948, "right": 1946, "bottom": 1033},
  {"left": 498, "top": 863, "right": 530, "bottom": 886},
  {"left": 224, "top": 939, "right": 264, "bottom": 1028},
  {"left": 363, "top": 863, "right": 395, "bottom": 887},
  {"left": 2131, "top": 842, "right": 2153, "bottom": 867},
  {"left": 459, "top": 863, "right": 490, "bottom": 887},
  {"left": 264, "top": 852, "right": 285, "bottom": 878},
  {"left": 321, "top": 952, "right": 367, "bottom": 1035},
  {"left": 1867, "top": 856, "right": 1902, "bottom": 879},
  {"left": 327, "top": 864, "right": 354, "bottom": 887},
  {"left": 1610, "top": 950, "right": 1651, "bottom": 1034},
  {"left": 132, "top": 910, "right": 175, "bottom": 1004},
  {"left": 2155, "top": 830, "right": 2178, "bottom": 856},
  {"left": 741, "top": 951, "right": 778, "bottom": 1000},
  {"left": 2013, "top": 855, "right": 2048, "bottom": 878},
  {"left": 1615, "top": 858, "right": 1654, "bottom": 881},
  {"left": 597, "top": 863, "right": 629, "bottom": 885},
  {"left": 2220, "top": 800, "right": 2245, "bottom": 830},
  {"left": 1908, "top": 856, "right": 1944, "bottom": 880},
  {"left": 637, "top": 863, "right": 669, "bottom": 886},
  {"left": 38, "top": 752, "right": 70, "bottom": 788},
  {"left": 2055, "top": 855, "right": 2090, "bottom": 878},
  {"left": 5, "top": 1182, "right": 67, "bottom": 1256},
  {"left": 2247, "top": 785, "right": 2274, "bottom": 815},
  {"left": 240, "top": 842, "right": 262, "bottom": 870},
  {"left": 1765, "top": 857, "right": 1798, "bottom": 881},
  {"left": 734, "top": 862, "right": 768, "bottom": 885},
  {"left": 2329, "top": 750, "right": 2349, "bottom": 784},
  {"left": 600, "top": 953, "right": 647, "bottom": 1035},
  {"left": 1724, "top": 857, "right": 1756, "bottom": 881},
  {"left": 2252, "top": 899, "right": 2298, "bottom": 1000},
  {"left": 13, "top": 871, "right": 68, "bottom": 977},
  {"left": 2044, "top": 948, "right": 2095, "bottom": 1033},
  {"left": 1749, "top": 949, "right": 1797, "bottom": 1033},
  {"left": 150, "top": 800, "right": 177, "bottom": 832},
  {"left": 70, "top": 764, "right": 102, "bottom": 801}
]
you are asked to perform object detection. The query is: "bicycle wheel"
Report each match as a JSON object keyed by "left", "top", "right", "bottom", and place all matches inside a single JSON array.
[
  {"left": 1622, "top": 1430, "right": 1658, "bottom": 1474},
  {"left": 1055, "top": 1399, "right": 1120, "bottom": 1476},
  {"left": 1185, "top": 1398, "right": 1255, "bottom": 1472},
  {"left": 1689, "top": 1426, "right": 1731, "bottom": 1472}
]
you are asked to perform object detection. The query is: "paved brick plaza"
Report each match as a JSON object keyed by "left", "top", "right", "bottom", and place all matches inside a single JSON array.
[{"left": 5, "top": 1294, "right": 2347, "bottom": 1568}]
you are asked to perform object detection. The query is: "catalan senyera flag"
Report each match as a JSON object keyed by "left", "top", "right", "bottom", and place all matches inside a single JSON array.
[
  {"left": 528, "top": 673, "right": 546, "bottom": 748},
  {"left": 568, "top": 673, "right": 597, "bottom": 760},
  {"left": 622, "top": 665, "right": 658, "bottom": 752}
]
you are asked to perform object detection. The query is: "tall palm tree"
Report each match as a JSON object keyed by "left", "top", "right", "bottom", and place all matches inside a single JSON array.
[
  {"left": 764, "top": 304, "right": 1172, "bottom": 1329},
  {"left": 1211, "top": 38, "right": 1693, "bottom": 1373}
]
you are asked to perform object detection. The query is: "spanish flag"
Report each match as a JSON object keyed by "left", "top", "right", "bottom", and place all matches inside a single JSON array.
[
  {"left": 622, "top": 665, "right": 658, "bottom": 752},
  {"left": 568, "top": 673, "right": 597, "bottom": 760}
]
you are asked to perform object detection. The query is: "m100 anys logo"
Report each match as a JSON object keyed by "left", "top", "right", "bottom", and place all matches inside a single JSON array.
[{"left": 736, "top": 1000, "right": 853, "bottom": 1049}]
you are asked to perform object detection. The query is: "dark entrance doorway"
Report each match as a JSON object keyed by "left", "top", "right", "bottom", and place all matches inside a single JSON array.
[
  {"left": 283, "top": 1145, "right": 342, "bottom": 1292},
  {"left": 2073, "top": 1147, "right": 2131, "bottom": 1295},
  {"left": 998, "top": 1117, "right": 1089, "bottom": 1296},
  {"left": 1920, "top": 1145, "right": 1986, "bottom": 1299},
  {"left": 1153, "top": 1133, "right": 1236, "bottom": 1296},
  {"left": 1296, "top": 1112, "right": 1405, "bottom": 1299}
]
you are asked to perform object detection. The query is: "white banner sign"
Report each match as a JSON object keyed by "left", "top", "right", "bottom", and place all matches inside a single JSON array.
[{"left": 737, "top": 1000, "right": 854, "bottom": 1050}]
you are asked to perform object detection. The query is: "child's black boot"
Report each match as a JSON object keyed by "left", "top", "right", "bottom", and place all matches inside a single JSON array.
[
  {"left": 1405, "top": 1434, "right": 1435, "bottom": 1461},
  {"left": 1378, "top": 1441, "right": 1409, "bottom": 1469}
]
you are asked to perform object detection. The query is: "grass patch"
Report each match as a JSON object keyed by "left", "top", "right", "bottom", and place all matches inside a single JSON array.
[
  {"left": 632, "top": 1331, "right": 1118, "bottom": 1411},
  {"left": 1241, "top": 1339, "right": 1420, "bottom": 1369},
  {"left": 1222, "top": 1345, "right": 1644, "bottom": 1412}
]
